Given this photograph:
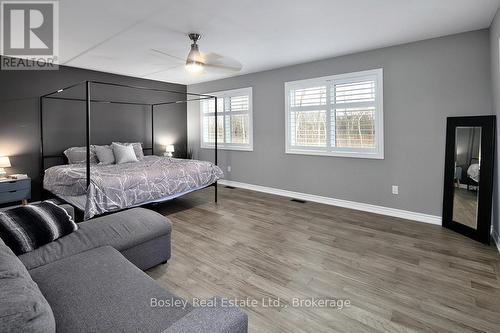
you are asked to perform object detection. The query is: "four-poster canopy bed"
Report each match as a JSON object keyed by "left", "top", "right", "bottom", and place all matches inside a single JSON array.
[{"left": 39, "top": 81, "right": 221, "bottom": 219}]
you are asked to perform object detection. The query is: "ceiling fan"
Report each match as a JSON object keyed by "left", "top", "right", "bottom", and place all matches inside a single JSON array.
[{"left": 149, "top": 33, "right": 242, "bottom": 76}]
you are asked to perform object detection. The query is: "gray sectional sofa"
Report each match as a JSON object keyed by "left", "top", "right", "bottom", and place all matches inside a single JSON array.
[{"left": 0, "top": 207, "right": 248, "bottom": 333}]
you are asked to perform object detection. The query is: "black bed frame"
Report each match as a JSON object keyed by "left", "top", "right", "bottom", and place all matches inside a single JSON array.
[{"left": 40, "top": 80, "right": 219, "bottom": 208}]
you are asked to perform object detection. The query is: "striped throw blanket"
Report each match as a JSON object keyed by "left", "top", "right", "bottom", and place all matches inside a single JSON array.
[{"left": 0, "top": 201, "right": 78, "bottom": 255}]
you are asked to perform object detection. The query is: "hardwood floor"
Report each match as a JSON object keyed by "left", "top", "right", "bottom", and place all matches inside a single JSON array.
[
  {"left": 147, "top": 186, "right": 500, "bottom": 333},
  {"left": 453, "top": 187, "right": 478, "bottom": 228}
]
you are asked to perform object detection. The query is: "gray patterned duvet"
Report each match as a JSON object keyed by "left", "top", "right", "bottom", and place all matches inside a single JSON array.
[{"left": 44, "top": 156, "right": 223, "bottom": 219}]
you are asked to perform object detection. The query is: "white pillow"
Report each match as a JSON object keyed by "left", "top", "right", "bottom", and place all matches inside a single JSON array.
[
  {"left": 112, "top": 143, "right": 138, "bottom": 164},
  {"left": 112, "top": 142, "right": 144, "bottom": 160},
  {"left": 63, "top": 146, "right": 98, "bottom": 164},
  {"left": 94, "top": 145, "right": 115, "bottom": 165}
]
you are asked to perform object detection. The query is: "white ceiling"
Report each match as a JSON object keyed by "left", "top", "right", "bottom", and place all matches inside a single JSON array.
[{"left": 53, "top": 0, "right": 500, "bottom": 85}]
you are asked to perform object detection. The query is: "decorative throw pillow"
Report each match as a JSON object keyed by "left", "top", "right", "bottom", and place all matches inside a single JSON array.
[
  {"left": 0, "top": 201, "right": 78, "bottom": 255},
  {"left": 95, "top": 145, "right": 115, "bottom": 165},
  {"left": 63, "top": 146, "right": 98, "bottom": 164},
  {"left": 112, "top": 142, "right": 144, "bottom": 160},
  {"left": 112, "top": 143, "right": 138, "bottom": 164}
]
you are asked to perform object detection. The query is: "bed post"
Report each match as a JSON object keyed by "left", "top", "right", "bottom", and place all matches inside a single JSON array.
[
  {"left": 151, "top": 104, "right": 155, "bottom": 156},
  {"left": 214, "top": 96, "right": 218, "bottom": 203},
  {"left": 39, "top": 96, "right": 44, "bottom": 200},
  {"left": 86, "top": 81, "right": 91, "bottom": 188}
]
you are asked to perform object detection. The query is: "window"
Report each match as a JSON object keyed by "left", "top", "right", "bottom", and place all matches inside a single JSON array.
[
  {"left": 285, "top": 69, "right": 384, "bottom": 159},
  {"left": 200, "top": 87, "right": 253, "bottom": 151}
]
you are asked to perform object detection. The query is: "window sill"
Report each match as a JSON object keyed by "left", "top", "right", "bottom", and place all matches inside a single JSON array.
[
  {"left": 286, "top": 148, "right": 384, "bottom": 159},
  {"left": 201, "top": 145, "right": 254, "bottom": 152}
]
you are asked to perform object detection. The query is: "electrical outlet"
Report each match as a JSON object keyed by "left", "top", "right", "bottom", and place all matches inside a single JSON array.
[
  {"left": 227, "top": 166, "right": 231, "bottom": 172},
  {"left": 392, "top": 185, "right": 399, "bottom": 195}
]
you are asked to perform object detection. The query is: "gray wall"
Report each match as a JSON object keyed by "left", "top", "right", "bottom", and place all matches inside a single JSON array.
[
  {"left": 491, "top": 9, "right": 500, "bottom": 238},
  {"left": 188, "top": 30, "right": 492, "bottom": 217},
  {"left": 0, "top": 59, "right": 187, "bottom": 201}
]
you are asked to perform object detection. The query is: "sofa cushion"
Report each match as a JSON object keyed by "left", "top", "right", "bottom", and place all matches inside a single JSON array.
[
  {"left": 29, "top": 246, "right": 190, "bottom": 333},
  {"left": 0, "top": 201, "right": 78, "bottom": 255},
  {"left": 0, "top": 238, "right": 55, "bottom": 333},
  {"left": 120, "top": 232, "right": 171, "bottom": 270},
  {"left": 19, "top": 208, "right": 171, "bottom": 270},
  {"left": 162, "top": 297, "right": 248, "bottom": 333}
]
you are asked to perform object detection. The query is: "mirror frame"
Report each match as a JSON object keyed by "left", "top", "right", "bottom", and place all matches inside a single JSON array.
[{"left": 442, "top": 116, "right": 496, "bottom": 244}]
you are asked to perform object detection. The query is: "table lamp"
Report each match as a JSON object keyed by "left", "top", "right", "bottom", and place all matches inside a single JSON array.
[
  {"left": 0, "top": 156, "right": 11, "bottom": 179},
  {"left": 164, "top": 145, "right": 175, "bottom": 157}
]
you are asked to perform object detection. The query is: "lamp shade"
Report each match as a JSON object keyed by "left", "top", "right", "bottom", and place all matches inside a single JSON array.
[
  {"left": 185, "top": 43, "right": 204, "bottom": 73},
  {"left": 0, "top": 156, "right": 11, "bottom": 168},
  {"left": 165, "top": 145, "right": 175, "bottom": 153}
]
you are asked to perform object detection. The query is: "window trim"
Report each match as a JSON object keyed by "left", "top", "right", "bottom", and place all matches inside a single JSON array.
[
  {"left": 200, "top": 87, "right": 254, "bottom": 151},
  {"left": 285, "top": 68, "right": 384, "bottom": 159}
]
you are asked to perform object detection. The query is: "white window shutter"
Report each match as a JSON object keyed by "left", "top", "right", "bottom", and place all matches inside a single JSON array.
[{"left": 285, "top": 69, "right": 383, "bottom": 159}]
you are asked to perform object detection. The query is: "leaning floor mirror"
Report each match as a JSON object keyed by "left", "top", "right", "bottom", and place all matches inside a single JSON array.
[{"left": 442, "top": 116, "right": 496, "bottom": 244}]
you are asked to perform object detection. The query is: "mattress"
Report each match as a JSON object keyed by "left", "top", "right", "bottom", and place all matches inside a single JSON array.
[{"left": 44, "top": 156, "right": 223, "bottom": 219}]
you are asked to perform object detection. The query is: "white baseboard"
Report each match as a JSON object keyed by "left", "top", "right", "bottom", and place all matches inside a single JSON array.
[
  {"left": 493, "top": 229, "right": 500, "bottom": 254},
  {"left": 218, "top": 180, "right": 442, "bottom": 225}
]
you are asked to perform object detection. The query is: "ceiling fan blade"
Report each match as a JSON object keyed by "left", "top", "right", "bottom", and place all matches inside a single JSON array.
[
  {"left": 201, "top": 52, "right": 242, "bottom": 72},
  {"left": 204, "top": 63, "right": 242, "bottom": 72},
  {"left": 150, "top": 48, "right": 185, "bottom": 63},
  {"left": 201, "top": 52, "right": 223, "bottom": 63}
]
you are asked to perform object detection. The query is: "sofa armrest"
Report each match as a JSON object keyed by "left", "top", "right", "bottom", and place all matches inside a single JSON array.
[{"left": 162, "top": 297, "right": 248, "bottom": 333}]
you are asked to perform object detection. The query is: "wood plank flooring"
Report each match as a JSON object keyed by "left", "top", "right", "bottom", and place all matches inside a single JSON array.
[
  {"left": 146, "top": 186, "right": 500, "bottom": 333},
  {"left": 453, "top": 187, "right": 478, "bottom": 228}
]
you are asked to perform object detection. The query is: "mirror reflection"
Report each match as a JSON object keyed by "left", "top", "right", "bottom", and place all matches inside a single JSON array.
[{"left": 453, "top": 126, "right": 481, "bottom": 229}]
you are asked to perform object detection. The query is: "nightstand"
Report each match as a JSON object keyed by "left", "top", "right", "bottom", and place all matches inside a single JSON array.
[{"left": 0, "top": 178, "right": 31, "bottom": 206}]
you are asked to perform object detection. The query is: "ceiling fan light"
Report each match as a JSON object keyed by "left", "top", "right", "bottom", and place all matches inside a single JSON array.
[
  {"left": 185, "top": 60, "right": 204, "bottom": 73},
  {"left": 185, "top": 41, "right": 204, "bottom": 73},
  {"left": 187, "top": 43, "right": 202, "bottom": 61}
]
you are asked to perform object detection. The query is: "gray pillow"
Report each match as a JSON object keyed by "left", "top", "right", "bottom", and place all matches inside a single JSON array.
[
  {"left": 0, "top": 239, "right": 56, "bottom": 333},
  {"left": 112, "top": 143, "right": 138, "bottom": 164},
  {"left": 63, "top": 146, "right": 98, "bottom": 164},
  {"left": 94, "top": 145, "right": 115, "bottom": 165},
  {"left": 112, "top": 142, "right": 144, "bottom": 160}
]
